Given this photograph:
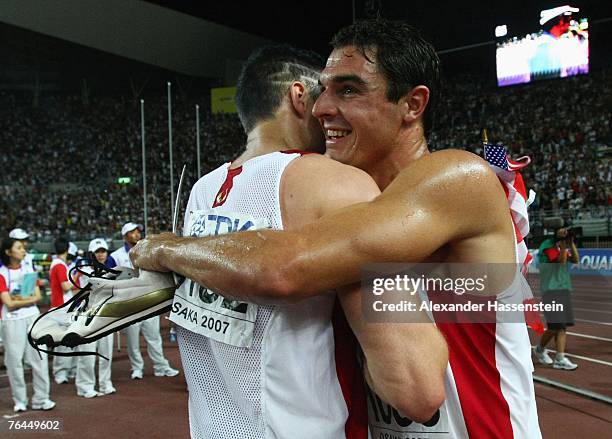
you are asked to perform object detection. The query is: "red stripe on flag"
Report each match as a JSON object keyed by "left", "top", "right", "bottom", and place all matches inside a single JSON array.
[
  {"left": 512, "top": 173, "right": 527, "bottom": 201},
  {"left": 497, "top": 176, "right": 544, "bottom": 333},
  {"left": 513, "top": 221, "right": 524, "bottom": 245}
]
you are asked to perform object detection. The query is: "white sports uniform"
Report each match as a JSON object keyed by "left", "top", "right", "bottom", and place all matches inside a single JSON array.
[
  {"left": 367, "top": 270, "right": 541, "bottom": 438},
  {"left": 110, "top": 245, "right": 172, "bottom": 374},
  {"left": 172, "top": 151, "right": 366, "bottom": 439},
  {"left": 75, "top": 267, "right": 114, "bottom": 395},
  {"left": 368, "top": 148, "right": 541, "bottom": 439},
  {"left": 0, "top": 264, "right": 51, "bottom": 408}
]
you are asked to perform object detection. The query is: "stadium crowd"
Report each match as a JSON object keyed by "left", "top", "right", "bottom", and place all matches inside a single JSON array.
[
  {"left": 1, "top": 92, "right": 244, "bottom": 240},
  {"left": 2, "top": 70, "right": 610, "bottom": 240},
  {"left": 430, "top": 70, "right": 611, "bottom": 217}
]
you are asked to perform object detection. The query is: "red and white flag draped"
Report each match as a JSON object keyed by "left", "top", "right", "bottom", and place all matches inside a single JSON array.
[{"left": 484, "top": 144, "right": 544, "bottom": 333}]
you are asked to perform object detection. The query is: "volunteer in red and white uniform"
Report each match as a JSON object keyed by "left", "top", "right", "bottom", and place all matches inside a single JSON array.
[
  {"left": 48, "top": 237, "right": 78, "bottom": 384},
  {"left": 0, "top": 237, "right": 55, "bottom": 412}
]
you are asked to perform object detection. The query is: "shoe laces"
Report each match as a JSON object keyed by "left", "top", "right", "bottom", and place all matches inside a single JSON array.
[{"left": 27, "top": 259, "right": 121, "bottom": 360}]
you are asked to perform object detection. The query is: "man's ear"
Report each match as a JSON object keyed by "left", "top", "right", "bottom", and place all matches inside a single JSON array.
[
  {"left": 399, "top": 85, "right": 430, "bottom": 125},
  {"left": 289, "top": 81, "right": 308, "bottom": 118}
]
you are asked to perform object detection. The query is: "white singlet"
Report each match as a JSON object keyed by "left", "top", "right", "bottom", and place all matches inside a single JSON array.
[
  {"left": 367, "top": 269, "right": 542, "bottom": 439},
  {"left": 172, "top": 151, "right": 367, "bottom": 439}
]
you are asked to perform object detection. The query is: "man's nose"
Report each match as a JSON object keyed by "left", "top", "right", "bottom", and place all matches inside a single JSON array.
[{"left": 312, "top": 90, "right": 337, "bottom": 119}]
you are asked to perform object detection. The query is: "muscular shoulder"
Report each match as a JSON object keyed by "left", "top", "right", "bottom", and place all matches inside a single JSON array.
[
  {"left": 281, "top": 154, "right": 381, "bottom": 229},
  {"left": 378, "top": 148, "right": 510, "bottom": 240},
  {"left": 388, "top": 149, "right": 502, "bottom": 203}
]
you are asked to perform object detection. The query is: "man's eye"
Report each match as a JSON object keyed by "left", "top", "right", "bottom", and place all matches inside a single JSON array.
[{"left": 342, "top": 87, "right": 354, "bottom": 95}]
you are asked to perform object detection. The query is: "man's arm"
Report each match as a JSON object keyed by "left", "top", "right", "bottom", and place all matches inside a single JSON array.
[
  {"left": 568, "top": 238, "right": 579, "bottom": 264},
  {"left": 1, "top": 286, "right": 41, "bottom": 310},
  {"left": 133, "top": 153, "right": 450, "bottom": 421},
  {"left": 337, "top": 282, "right": 447, "bottom": 422},
  {"left": 132, "top": 150, "right": 513, "bottom": 302},
  {"left": 279, "top": 154, "right": 447, "bottom": 422}
]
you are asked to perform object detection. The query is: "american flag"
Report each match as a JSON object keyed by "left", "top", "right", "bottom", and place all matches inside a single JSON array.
[
  {"left": 484, "top": 143, "right": 531, "bottom": 172},
  {"left": 484, "top": 142, "right": 543, "bottom": 334}
]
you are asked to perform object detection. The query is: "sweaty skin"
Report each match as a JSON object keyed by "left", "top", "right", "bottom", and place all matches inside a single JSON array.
[
  {"left": 131, "top": 151, "right": 507, "bottom": 422},
  {"left": 131, "top": 45, "right": 517, "bottom": 422},
  {"left": 137, "top": 75, "right": 448, "bottom": 421},
  {"left": 131, "top": 150, "right": 515, "bottom": 301}
]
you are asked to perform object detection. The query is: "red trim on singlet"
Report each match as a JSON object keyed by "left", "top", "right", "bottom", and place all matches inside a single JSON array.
[
  {"left": 436, "top": 321, "right": 514, "bottom": 438},
  {"left": 212, "top": 166, "right": 243, "bottom": 208},
  {"left": 332, "top": 300, "right": 368, "bottom": 439},
  {"left": 279, "top": 149, "right": 318, "bottom": 155}
]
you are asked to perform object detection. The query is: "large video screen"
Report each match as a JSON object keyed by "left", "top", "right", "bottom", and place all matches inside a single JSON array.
[{"left": 496, "top": 7, "right": 589, "bottom": 87}]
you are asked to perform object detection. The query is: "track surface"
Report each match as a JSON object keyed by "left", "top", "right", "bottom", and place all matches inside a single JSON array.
[
  {"left": 0, "top": 319, "right": 189, "bottom": 438},
  {"left": 1, "top": 274, "right": 611, "bottom": 439}
]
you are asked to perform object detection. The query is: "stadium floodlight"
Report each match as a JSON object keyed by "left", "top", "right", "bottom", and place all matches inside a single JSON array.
[
  {"left": 495, "top": 25, "right": 508, "bottom": 37},
  {"left": 540, "top": 5, "right": 579, "bottom": 25}
]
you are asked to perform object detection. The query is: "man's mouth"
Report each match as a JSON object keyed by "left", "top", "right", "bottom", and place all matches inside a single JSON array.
[{"left": 325, "top": 129, "right": 351, "bottom": 140}]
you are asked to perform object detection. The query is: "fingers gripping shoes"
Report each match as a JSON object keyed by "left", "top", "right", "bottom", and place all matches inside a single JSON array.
[{"left": 62, "top": 269, "right": 176, "bottom": 348}]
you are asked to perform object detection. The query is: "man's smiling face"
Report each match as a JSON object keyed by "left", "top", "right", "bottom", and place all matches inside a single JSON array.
[{"left": 312, "top": 46, "right": 404, "bottom": 170}]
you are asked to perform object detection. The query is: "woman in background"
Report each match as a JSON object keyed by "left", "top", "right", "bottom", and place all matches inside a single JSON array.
[{"left": 0, "top": 237, "right": 55, "bottom": 412}]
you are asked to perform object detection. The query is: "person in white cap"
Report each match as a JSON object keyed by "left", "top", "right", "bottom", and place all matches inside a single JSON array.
[
  {"left": 74, "top": 238, "right": 116, "bottom": 397},
  {"left": 48, "top": 237, "right": 77, "bottom": 384},
  {"left": 8, "top": 228, "right": 34, "bottom": 271},
  {"left": 108, "top": 222, "right": 178, "bottom": 380}
]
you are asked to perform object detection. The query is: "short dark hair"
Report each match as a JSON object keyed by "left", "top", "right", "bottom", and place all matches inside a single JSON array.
[
  {"left": 331, "top": 19, "right": 441, "bottom": 136},
  {"left": 235, "top": 44, "right": 325, "bottom": 133},
  {"left": 1, "top": 238, "right": 18, "bottom": 266},
  {"left": 54, "top": 237, "right": 69, "bottom": 255}
]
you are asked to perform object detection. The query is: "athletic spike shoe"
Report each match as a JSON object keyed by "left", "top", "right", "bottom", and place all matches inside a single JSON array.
[
  {"left": 61, "top": 269, "right": 176, "bottom": 348},
  {"left": 29, "top": 306, "right": 73, "bottom": 348},
  {"left": 28, "top": 260, "right": 126, "bottom": 352}
]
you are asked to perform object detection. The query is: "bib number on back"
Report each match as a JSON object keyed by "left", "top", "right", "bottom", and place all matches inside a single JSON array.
[{"left": 170, "top": 210, "right": 269, "bottom": 348}]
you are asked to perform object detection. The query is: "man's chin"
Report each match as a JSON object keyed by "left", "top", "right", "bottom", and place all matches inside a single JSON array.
[{"left": 324, "top": 149, "right": 350, "bottom": 165}]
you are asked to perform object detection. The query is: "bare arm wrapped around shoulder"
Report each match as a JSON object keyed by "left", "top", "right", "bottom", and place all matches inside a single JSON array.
[{"left": 131, "top": 150, "right": 512, "bottom": 304}]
